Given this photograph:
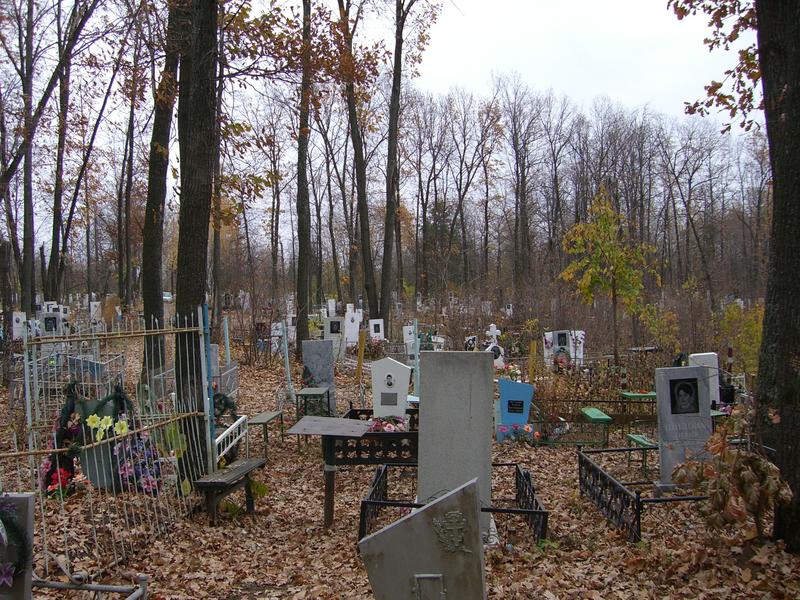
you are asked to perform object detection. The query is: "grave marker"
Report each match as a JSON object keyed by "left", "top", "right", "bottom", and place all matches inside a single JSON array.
[
  {"left": 371, "top": 357, "right": 411, "bottom": 418},
  {"left": 656, "top": 366, "right": 712, "bottom": 490},
  {"left": 418, "top": 352, "right": 493, "bottom": 534},
  {"left": 323, "top": 317, "right": 346, "bottom": 362},
  {"left": 688, "top": 352, "right": 721, "bottom": 408},
  {"left": 359, "top": 479, "right": 486, "bottom": 600},
  {"left": 369, "top": 319, "right": 385, "bottom": 341},
  {"left": 327, "top": 298, "right": 337, "bottom": 317},
  {"left": 344, "top": 305, "right": 361, "bottom": 345},
  {"left": 0, "top": 493, "right": 34, "bottom": 600},
  {"left": 302, "top": 339, "right": 336, "bottom": 413},
  {"left": 496, "top": 379, "right": 534, "bottom": 442}
]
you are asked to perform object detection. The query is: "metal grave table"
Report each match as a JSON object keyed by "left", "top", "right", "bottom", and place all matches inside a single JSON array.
[{"left": 287, "top": 416, "right": 372, "bottom": 527}]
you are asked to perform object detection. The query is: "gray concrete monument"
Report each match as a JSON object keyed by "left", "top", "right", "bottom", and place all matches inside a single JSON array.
[
  {"left": 359, "top": 478, "right": 487, "bottom": 600},
  {"left": 0, "top": 493, "right": 34, "bottom": 600},
  {"left": 302, "top": 339, "right": 336, "bottom": 413},
  {"left": 418, "top": 351, "right": 493, "bottom": 534},
  {"left": 656, "top": 366, "right": 713, "bottom": 490}
]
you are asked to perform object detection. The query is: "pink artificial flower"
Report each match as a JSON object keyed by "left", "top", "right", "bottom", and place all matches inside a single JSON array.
[
  {"left": 383, "top": 423, "right": 396, "bottom": 433},
  {"left": 497, "top": 425, "right": 509, "bottom": 433},
  {"left": 511, "top": 424, "right": 521, "bottom": 431}
]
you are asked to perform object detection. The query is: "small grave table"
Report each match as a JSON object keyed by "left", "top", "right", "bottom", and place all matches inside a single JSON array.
[
  {"left": 581, "top": 407, "right": 612, "bottom": 446},
  {"left": 249, "top": 410, "right": 284, "bottom": 460},
  {"left": 296, "top": 386, "right": 333, "bottom": 419},
  {"left": 287, "top": 416, "right": 372, "bottom": 528}
]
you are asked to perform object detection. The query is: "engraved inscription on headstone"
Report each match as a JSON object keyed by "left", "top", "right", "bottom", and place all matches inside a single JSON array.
[
  {"left": 656, "top": 366, "right": 712, "bottom": 489},
  {"left": 359, "top": 479, "right": 486, "bottom": 600}
]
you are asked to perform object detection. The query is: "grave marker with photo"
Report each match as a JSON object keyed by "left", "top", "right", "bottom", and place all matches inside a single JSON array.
[
  {"left": 370, "top": 357, "right": 412, "bottom": 418},
  {"left": 368, "top": 319, "right": 385, "bottom": 341},
  {"left": 656, "top": 366, "right": 713, "bottom": 490}
]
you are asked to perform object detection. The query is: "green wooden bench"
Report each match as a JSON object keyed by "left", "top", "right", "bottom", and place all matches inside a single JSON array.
[
  {"left": 581, "top": 407, "right": 612, "bottom": 446},
  {"left": 195, "top": 458, "right": 266, "bottom": 525},
  {"left": 626, "top": 433, "right": 657, "bottom": 477}
]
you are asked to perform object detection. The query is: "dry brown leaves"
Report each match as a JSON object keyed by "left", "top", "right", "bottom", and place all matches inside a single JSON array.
[{"left": 10, "top": 358, "right": 800, "bottom": 598}]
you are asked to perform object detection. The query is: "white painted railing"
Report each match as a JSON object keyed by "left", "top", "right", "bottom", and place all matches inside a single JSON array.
[{"left": 215, "top": 415, "right": 248, "bottom": 463}]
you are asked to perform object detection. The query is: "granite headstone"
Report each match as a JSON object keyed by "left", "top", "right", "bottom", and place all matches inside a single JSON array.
[
  {"left": 418, "top": 351, "right": 493, "bottom": 534},
  {"left": 302, "top": 339, "right": 336, "bottom": 413},
  {"left": 656, "top": 366, "right": 712, "bottom": 489}
]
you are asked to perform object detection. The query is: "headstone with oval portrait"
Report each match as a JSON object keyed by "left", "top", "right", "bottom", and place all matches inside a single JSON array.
[
  {"left": 655, "top": 366, "right": 713, "bottom": 490},
  {"left": 370, "top": 357, "right": 411, "bottom": 419}
]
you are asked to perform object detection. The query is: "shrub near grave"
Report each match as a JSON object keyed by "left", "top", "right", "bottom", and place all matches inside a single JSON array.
[{"left": 673, "top": 405, "right": 793, "bottom": 538}]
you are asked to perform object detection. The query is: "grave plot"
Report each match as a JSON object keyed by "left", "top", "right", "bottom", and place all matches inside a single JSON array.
[
  {"left": 357, "top": 462, "right": 549, "bottom": 544},
  {"left": 577, "top": 446, "right": 708, "bottom": 542},
  {"left": 0, "top": 317, "right": 211, "bottom": 587}
]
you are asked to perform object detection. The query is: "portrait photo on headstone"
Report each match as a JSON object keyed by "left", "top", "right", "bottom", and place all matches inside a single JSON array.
[
  {"left": 330, "top": 320, "right": 341, "bottom": 334},
  {"left": 670, "top": 377, "right": 699, "bottom": 414}
]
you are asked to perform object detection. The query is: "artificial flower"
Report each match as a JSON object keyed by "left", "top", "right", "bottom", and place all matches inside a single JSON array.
[
  {"left": 100, "top": 416, "right": 113, "bottom": 430},
  {"left": 0, "top": 563, "right": 15, "bottom": 587},
  {"left": 383, "top": 423, "right": 396, "bottom": 433},
  {"left": 497, "top": 425, "right": 509, "bottom": 433},
  {"left": 85, "top": 414, "right": 101, "bottom": 429},
  {"left": 523, "top": 424, "right": 533, "bottom": 433},
  {"left": 511, "top": 423, "right": 521, "bottom": 431},
  {"left": 113, "top": 420, "right": 129, "bottom": 436}
]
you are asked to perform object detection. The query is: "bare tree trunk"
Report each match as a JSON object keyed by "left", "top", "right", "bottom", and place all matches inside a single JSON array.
[
  {"left": 142, "top": 1, "right": 182, "bottom": 374},
  {"left": 337, "top": 0, "right": 378, "bottom": 316},
  {"left": 295, "top": 0, "right": 312, "bottom": 359},
  {"left": 47, "top": 0, "right": 73, "bottom": 302},
  {"left": 21, "top": 0, "right": 35, "bottom": 315},
  {"left": 380, "top": 0, "right": 416, "bottom": 319}
]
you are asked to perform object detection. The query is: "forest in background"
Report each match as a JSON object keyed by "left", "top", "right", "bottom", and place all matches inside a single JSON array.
[{"left": 0, "top": 0, "right": 770, "bottom": 359}]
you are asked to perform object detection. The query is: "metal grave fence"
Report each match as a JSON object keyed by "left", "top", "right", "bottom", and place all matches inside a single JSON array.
[{"left": 1, "top": 310, "right": 213, "bottom": 585}]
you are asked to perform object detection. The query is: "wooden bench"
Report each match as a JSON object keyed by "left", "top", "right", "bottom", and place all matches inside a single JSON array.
[
  {"left": 581, "top": 407, "right": 612, "bottom": 446},
  {"left": 626, "top": 433, "right": 657, "bottom": 477},
  {"left": 195, "top": 458, "right": 266, "bottom": 525},
  {"left": 249, "top": 410, "right": 284, "bottom": 460}
]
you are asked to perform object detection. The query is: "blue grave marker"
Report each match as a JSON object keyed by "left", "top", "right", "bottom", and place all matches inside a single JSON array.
[{"left": 496, "top": 379, "right": 534, "bottom": 442}]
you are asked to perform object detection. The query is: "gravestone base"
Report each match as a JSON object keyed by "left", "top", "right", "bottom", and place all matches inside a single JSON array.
[{"left": 653, "top": 481, "right": 676, "bottom": 497}]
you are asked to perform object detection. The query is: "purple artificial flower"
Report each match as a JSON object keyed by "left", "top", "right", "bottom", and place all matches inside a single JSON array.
[{"left": 0, "top": 563, "right": 15, "bottom": 587}]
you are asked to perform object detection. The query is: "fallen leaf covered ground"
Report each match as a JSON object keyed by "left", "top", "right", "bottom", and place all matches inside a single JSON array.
[{"left": 7, "top": 356, "right": 800, "bottom": 598}]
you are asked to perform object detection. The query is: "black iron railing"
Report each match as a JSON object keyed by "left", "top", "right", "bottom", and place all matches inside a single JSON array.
[
  {"left": 578, "top": 447, "right": 643, "bottom": 542},
  {"left": 357, "top": 463, "right": 549, "bottom": 543},
  {"left": 577, "top": 447, "right": 709, "bottom": 542},
  {"left": 330, "top": 409, "right": 419, "bottom": 466}
]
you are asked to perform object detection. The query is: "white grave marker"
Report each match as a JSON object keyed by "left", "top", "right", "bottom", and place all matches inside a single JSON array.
[
  {"left": 371, "top": 357, "right": 412, "bottom": 418},
  {"left": 369, "top": 319, "right": 385, "bottom": 341},
  {"left": 324, "top": 316, "right": 346, "bottom": 361},
  {"left": 689, "top": 352, "right": 721, "bottom": 408},
  {"left": 12, "top": 311, "right": 26, "bottom": 340}
]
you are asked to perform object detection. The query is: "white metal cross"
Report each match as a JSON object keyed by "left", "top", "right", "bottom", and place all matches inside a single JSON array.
[{"left": 486, "top": 323, "right": 501, "bottom": 343}]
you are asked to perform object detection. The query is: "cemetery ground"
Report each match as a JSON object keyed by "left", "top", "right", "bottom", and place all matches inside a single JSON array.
[{"left": 3, "top": 349, "right": 800, "bottom": 599}]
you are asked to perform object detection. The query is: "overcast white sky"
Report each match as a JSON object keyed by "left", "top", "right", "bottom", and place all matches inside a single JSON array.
[{"left": 413, "top": 0, "right": 755, "bottom": 120}]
